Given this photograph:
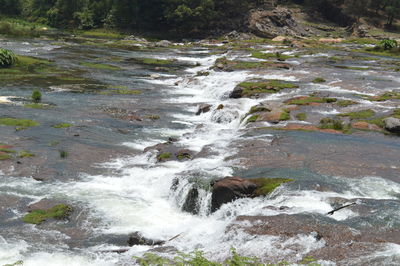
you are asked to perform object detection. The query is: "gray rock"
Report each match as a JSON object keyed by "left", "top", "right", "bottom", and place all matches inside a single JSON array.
[{"left": 384, "top": 117, "right": 400, "bottom": 133}]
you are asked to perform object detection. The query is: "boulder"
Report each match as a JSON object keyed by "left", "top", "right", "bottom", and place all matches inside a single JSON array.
[
  {"left": 247, "top": 7, "right": 308, "bottom": 38},
  {"left": 182, "top": 188, "right": 199, "bottom": 214},
  {"left": 128, "top": 232, "right": 165, "bottom": 246},
  {"left": 383, "top": 117, "right": 400, "bottom": 133},
  {"left": 229, "top": 87, "right": 243, "bottom": 99},
  {"left": 155, "top": 40, "right": 173, "bottom": 47},
  {"left": 211, "top": 177, "right": 257, "bottom": 212},
  {"left": 196, "top": 104, "right": 212, "bottom": 115}
]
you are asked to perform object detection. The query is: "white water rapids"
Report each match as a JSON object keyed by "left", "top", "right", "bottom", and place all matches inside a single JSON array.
[{"left": 1, "top": 49, "right": 400, "bottom": 266}]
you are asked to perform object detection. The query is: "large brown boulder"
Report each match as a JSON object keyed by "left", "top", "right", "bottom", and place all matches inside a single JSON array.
[
  {"left": 247, "top": 7, "right": 307, "bottom": 38},
  {"left": 211, "top": 177, "right": 257, "bottom": 212}
]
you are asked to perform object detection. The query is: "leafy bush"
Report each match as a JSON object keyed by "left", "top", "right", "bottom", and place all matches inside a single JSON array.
[
  {"left": 32, "top": 90, "right": 42, "bottom": 103},
  {"left": 379, "top": 39, "right": 398, "bottom": 50},
  {"left": 0, "top": 48, "right": 17, "bottom": 68}
]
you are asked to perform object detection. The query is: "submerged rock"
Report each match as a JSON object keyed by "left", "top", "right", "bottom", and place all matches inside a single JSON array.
[
  {"left": 128, "top": 232, "right": 165, "bottom": 246},
  {"left": 196, "top": 104, "right": 212, "bottom": 115},
  {"left": 182, "top": 188, "right": 200, "bottom": 215}
]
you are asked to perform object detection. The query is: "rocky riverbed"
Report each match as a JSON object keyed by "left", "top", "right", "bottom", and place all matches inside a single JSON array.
[{"left": 0, "top": 33, "right": 400, "bottom": 265}]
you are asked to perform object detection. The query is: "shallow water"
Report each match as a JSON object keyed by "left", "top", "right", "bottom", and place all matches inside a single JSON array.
[{"left": 1, "top": 37, "right": 400, "bottom": 265}]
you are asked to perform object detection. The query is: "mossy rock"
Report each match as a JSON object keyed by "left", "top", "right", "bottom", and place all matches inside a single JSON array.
[
  {"left": 236, "top": 80, "right": 298, "bottom": 97},
  {"left": 250, "top": 178, "right": 294, "bottom": 196},
  {"left": 251, "top": 51, "right": 292, "bottom": 61},
  {"left": 279, "top": 109, "right": 291, "bottom": 121},
  {"left": 336, "top": 100, "right": 357, "bottom": 107},
  {"left": 285, "top": 96, "right": 337, "bottom": 105},
  {"left": 53, "top": 123, "right": 72, "bottom": 128},
  {"left": 157, "top": 152, "right": 171, "bottom": 162},
  {"left": 0, "top": 118, "right": 39, "bottom": 129},
  {"left": 249, "top": 105, "right": 270, "bottom": 114},
  {"left": 312, "top": 77, "right": 326, "bottom": 83},
  {"left": 247, "top": 115, "right": 259, "bottom": 123},
  {"left": 18, "top": 151, "right": 35, "bottom": 158},
  {"left": 135, "top": 58, "right": 175, "bottom": 65},
  {"left": 23, "top": 204, "right": 72, "bottom": 225},
  {"left": 80, "top": 62, "right": 121, "bottom": 70},
  {"left": 367, "top": 91, "right": 400, "bottom": 101},
  {"left": 296, "top": 113, "right": 307, "bottom": 121},
  {"left": 338, "top": 109, "right": 375, "bottom": 119}
]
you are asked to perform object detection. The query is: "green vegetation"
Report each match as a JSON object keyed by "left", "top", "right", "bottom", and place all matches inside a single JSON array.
[
  {"left": 53, "top": 123, "right": 72, "bottom": 129},
  {"left": 338, "top": 109, "right": 376, "bottom": 119},
  {"left": 18, "top": 151, "right": 35, "bottom": 158},
  {"left": 312, "top": 77, "right": 326, "bottom": 83},
  {"left": 80, "top": 62, "right": 121, "bottom": 70},
  {"left": 136, "top": 58, "right": 175, "bottom": 65},
  {"left": 280, "top": 109, "right": 291, "bottom": 121},
  {"left": 23, "top": 204, "right": 72, "bottom": 225},
  {"left": 59, "top": 150, "right": 68, "bottom": 158},
  {"left": 334, "top": 65, "right": 370, "bottom": 71},
  {"left": 80, "top": 29, "right": 123, "bottom": 39},
  {"left": 296, "top": 113, "right": 307, "bottom": 121},
  {"left": 157, "top": 152, "right": 171, "bottom": 161},
  {"left": 251, "top": 51, "right": 292, "bottom": 61},
  {"left": 368, "top": 91, "right": 400, "bottom": 101},
  {"left": 147, "top": 115, "right": 160, "bottom": 120},
  {"left": 238, "top": 80, "right": 298, "bottom": 97},
  {"left": 285, "top": 96, "right": 337, "bottom": 105},
  {"left": 249, "top": 105, "right": 270, "bottom": 114},
  {"left": 250, "top": 178, "right": 294, "bottom": 196},
  {"left": 215, "top": 57, "right": 289, "bottom": 71},
  {"left": 0, "top": 118, "right": 39, "bottom": 129},
  {"left": 319, "top": 118, "right": 344, "bottom": 131},
  {"left": 0, "top": 48, "right": 17, "bottom": 68},
  {"left": 0, "top": 153, "right": 12, "bottom": 160},
  {"left": 0, "top": 17, "right": 48, "bottom": 37},
  {"left": 100, "top": 89, "right": 141, "bottom": 95},
  {"left": 135, "top": 248, "right": 264, "bottom": 266},
  {"left": 337, "top": 100, "right": 357, "bottom": 107},
  {"left": 31, "top": 90, "right": 42, "bottom": 103},
  {"left": 247, "top": 115, "right": 259, "bottom": 123}
]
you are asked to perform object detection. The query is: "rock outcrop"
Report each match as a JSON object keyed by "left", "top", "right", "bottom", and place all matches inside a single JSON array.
[
  {"left": 247, "top": 7, "right": 308, "bottom": 38},
  {"left": 384, "top": 117, "right": 400, "bottom": 133},
  {"left": 128, "top": 232, "right": 165, "bottom": 246}
]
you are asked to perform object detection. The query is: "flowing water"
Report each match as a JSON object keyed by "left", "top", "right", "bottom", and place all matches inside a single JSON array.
[{"left": 0, "top": 36, "right": 400, "bottom": 265}]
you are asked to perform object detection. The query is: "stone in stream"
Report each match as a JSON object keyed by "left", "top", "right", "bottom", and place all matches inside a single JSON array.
[
  {"left": 383, "top": 117, "right": 400, "bottom": 133},
  {"left": 211, "top": 176, "right": 293, "bottom": 212},
  {"left": 128, "top": 232, "right": 165, "bottom": 246},
  {"left": 182, "top": 188, "right": 200, "bottom": 214},
  {"left": 195, "top": 104, "right": 212, "bottom": 115}
]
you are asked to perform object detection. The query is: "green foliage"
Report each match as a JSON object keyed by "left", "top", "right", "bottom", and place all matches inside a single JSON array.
[
  {"left": 157, "top": 152, "right": 171, "bottom": 161},
  {"left": 53, "top": 123, "right": 72, "bottom": 128},
  {"left": 18, "top": 151, "right": 35, "bottom": 158},
  {"left": 80, "top": 62, "right": 121, "bottom": 70},
  {"left": 0, "top": 118, "right": 39, "bottom": 129},
  {"left": 31, "top": 89, "right": 42, "bottom": 103},
  {"left": 296, "top": 113, "right": 307, "bottom": 121},
  {"left": 338, "top": 109, "right": 376, "bottom": 119},
  {"left": 379, "top": 39, "right": 398, "bottom": 50},
  {"left": 23, "top": 204, "right": 72, "bottom": 224},
  {"left": 250, "top": 178, "right": 294, "bottom": 196},
  {"left": 239, "top": 80, "right": 298, "bottom": 97},
  {"left": 368, "top": 91, "right": 400, "bottom": 101},
  {"left": 247, "top": 115, "right": 259, "bottom": 123},
  {"left": 135, "top": 248, "right": 264, "bottom": 266},
  {"left": 312, "top": 77, "right": 326, "bottom": 83},
  {"left": 337, "top": 100, "right": 357, "bottom": 107},
  {"left": 286, "top": 96, "right": 337, "bottom": 105},
  {"left": 279, "top": 109, "right": 291, "bottom": 121},
  {"left": 252, "top": 51, "right": 292, "bottom": 61},
  {"left": 59, "top": 150, "right": 68, "bottom": 158},
  {"left": 0, "top": 48, "right": 17, "bottom": 68},
  {"left": 319, "top": 118, "right": 345, "bottom": 131}
]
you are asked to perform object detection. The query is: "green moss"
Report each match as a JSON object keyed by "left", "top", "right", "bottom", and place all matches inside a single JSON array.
[
  {"left": 319, "top": 118, "right": 344, "bottom": 130},
  {"left": 251, "top": 51, "right": 292, "bottom": 60},
  {"left": 100, "top": 89, "right": 141, "bottom": 95},
  {"left": 337, "top": 100, "right": 357, "bottom": 107},
  {"left": 279, "top": 109, "right": 291, "bottom": 121},
  {"left": 157, "top": 152, "right": 171, "bottom": 161},
  {"left": 247, "top": 115, "right": 259, "bottom": 123},
  {"left": 0, "top": 153, "right": 12, "bottom": 160},
  {"left": 368, "top": 91, "right": 400, "bottom": 101},
  {"left": 147, "top": 115, "right": 160, "bottom": 120},
  {"left": 0, "top": 147, "right": 16, "bottom": 153},
  {"left": 286, "top": 96, "right": 337, "bottom": 105},
  {"left": 18, "top": 151, "right": 35, "bottom": 158},
  {"left": 53, "top": 123, "right": 72, "bottom": 129},
  {"left": 22, "top": 204, "right": 72, "bottom": 225},
  {"left": 368, "top": 117, "right": 386, "bottom": 128},
  {"left": 0, "top": 118, "right": 39, "bottom": 129},
  {"left": 250, "top": 178, "right": 294, "bottom": 196},
  {"left": 80, "top": 62, "right": 121, "bottom": 70},
  {"left": 214, "top": 57, "right": 289, "bottom": 70},
  {"left": 137, "top": 58, "right": 175, "bottom": 65},
  {"left": 338, "top": 109, "right": 375, "bottom": 119},
  {"left": 80, "top": 29, "right": 124, "bottom": 39},
  {"left": 24, "top": 103, "right": 50, "bottom": 109},
  {"left": 312, "top": 77, "right": 326, "bottom": 83},
  {"left": 31, "top": 89, "right": 42, "bottom": 103},
  {"left": 59, "top": 150, "right": 68, "bottom": 158},
  {"left": 296, "top": 113, "right": 307, "bottom": 121},
  {"left": 334, "top": 65, "right": 370, "bottom": 71},
  {"left": 249, "top": 105, "right": 270, "bottom": 114},
  {"left": 239, "top": 80, "right": 298, "bottom": 96}
]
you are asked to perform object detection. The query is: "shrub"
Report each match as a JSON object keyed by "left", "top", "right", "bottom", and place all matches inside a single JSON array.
[
  {"left": 32, "top": 90, "right": 42, "bottom": 103},
  {"left": 0, "top": 48, "right": 17, "bottom": 68},
  {"left": 379, "top": 39, "right": 398, "bottom": 50}
]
